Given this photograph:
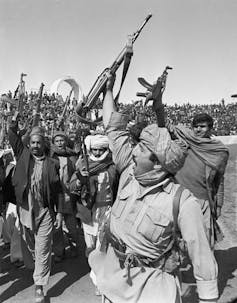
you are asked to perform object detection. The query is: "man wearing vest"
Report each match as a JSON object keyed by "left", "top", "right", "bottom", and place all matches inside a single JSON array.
[
  {"left": 89, "top": 75, "right": 219, "bottom": 303},
  {"left": 8, "top": 116, "right": 64, "bottom": 303}
]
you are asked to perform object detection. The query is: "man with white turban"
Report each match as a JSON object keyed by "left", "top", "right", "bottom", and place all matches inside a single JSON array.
[
  {"left": 84, "top": 134, "right": 110, "bottom": 162},
  {"left": 88, "top": 75, "right": 219, "bottom": 303},
  {"left": 70, "top": 132, "right": 118, "bottom": 295}
]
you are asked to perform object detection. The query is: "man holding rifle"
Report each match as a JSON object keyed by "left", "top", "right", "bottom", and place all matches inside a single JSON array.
[
  {"left": 89, "top": 74, "right": 219, "bottom": 303},
  {"left": 51, "top": 131, "right": 80, "bottom": 262}
]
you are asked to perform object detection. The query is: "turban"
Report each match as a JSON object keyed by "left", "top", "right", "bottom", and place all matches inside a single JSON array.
[
  {"left": 30, "top": 126, "right": 45, "bottom": 138},
  {"left": 84, "top": 134, "right": 109, "bottom": 151},
  {"left": 139, "top": 124, "right": 187, "bottom": 174},
  {"left": 52, "top": 131, "right": 67, "bottom": 142}
]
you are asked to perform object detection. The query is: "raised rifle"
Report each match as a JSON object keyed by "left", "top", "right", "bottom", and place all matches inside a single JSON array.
[
  {"left": 76, "top": 132, "right": 93, "bottom": 210},
  {"left": 0, "top": 73, "right": 27, "bottom": 143},
  {"left": 32, "top": 83, "right": 45, "bottom": 127},
  {"left": 16, "top": 73, "right": 27, "bottom": 115},
  {"left": 0, "top": 73, "right": 27, "bottom": 113},
  {"left": 57, "top": 88, "right": 73, "bottom": 130},
  {"left": 75, "top": 14, "right": 152, "bottom": 125},
  {"left": 13, "top": 85, "right": 19, "bottom": 99},
  {"left": 136, "top": 66, "right": 173, "bottom": 126}
]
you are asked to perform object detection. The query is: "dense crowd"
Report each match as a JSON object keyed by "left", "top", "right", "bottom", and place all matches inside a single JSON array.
[
  {"left": 120, "top": 99, "right": 237, "bottom": 136},
  {"left": 1, "top": 90, "right": 237, "bottom": 152}
]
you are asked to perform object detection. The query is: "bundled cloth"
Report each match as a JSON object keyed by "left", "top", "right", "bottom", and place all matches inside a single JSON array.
[
  {"left": 84, "top": 135, "right": 109, "bottom": 151},
  {"left": 173, "top": 125, "right": 229, "bottom": 173},
  {"left": 139, "top": 124, "right": 188, "bottom": 174}
]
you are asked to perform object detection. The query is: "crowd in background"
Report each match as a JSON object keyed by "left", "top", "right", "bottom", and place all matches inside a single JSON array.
[
  {"left": 1, "top": 90, "right": 237, "bottom": 151},
  {"left": 120, "top": 98, "right": 237, "bottom": 136}
]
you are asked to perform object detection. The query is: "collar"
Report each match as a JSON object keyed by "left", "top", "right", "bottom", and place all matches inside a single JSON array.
[
  {"left": 32, "top": 154, "right": 46, "bottom": 161},
  {"left": 137, "top": 177, "right": 173, "bottom": 199}
]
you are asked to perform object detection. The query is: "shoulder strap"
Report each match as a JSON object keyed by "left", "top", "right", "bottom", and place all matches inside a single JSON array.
[
  {"left": 172, "top": 185, "right": 185, "bottom": 244},
  {"left": 151, "top": 185, "right": 185, "bottom": 265},
  {"left": 114, "top": 39, "right": 133, "bottom": 104}
]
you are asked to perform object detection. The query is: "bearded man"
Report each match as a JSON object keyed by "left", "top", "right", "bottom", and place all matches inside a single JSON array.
[
  {"left": 70, "top": 133, "right": 118, "bottom": 256},
  {"left": 8, "top": 116, "right": 64, "bottom": 303}
]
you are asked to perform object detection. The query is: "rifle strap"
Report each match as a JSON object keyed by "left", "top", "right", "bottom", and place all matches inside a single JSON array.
[
  {"left": 151, "top": 185, "right": 185, "bottom": 265},
  {"left": 115, "top": 37, "right": 134, "bottom": 104},
  {"left": 172, "top": 185, "right": 185, "bottom": 245}
]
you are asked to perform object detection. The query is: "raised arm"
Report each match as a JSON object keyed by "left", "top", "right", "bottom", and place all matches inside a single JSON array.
[
  {"left": 103, "top": 74, "right": 117, "bottom": 129},
  {"left": 8, "top": 113, "right": 24, "bottom": 161},
  {"left": 102, "top": 75, "right": 133, "bottom": 174}
]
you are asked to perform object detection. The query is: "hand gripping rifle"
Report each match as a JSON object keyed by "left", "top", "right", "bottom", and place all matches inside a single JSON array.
[
  {"left": 76, "top": 132, "right": 93, "bottom": 210},
  {"left": 75, "top": 14, "right": 152, "bottom": 125},
  {"left": 0, "top": 73, "right": 27, "bottom": 142},
  {"left": 17, "top": 73, "right": 27, "bottom": 114},
  {"left": 0, "top": 73, "right": 27, "bottom": 114},
  {"left": 136, "top": 66, "right": 172, "bottom": 126}
]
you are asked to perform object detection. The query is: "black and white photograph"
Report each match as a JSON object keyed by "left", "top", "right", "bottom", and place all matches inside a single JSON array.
[{"left": 0, "top": 1, "right": 237, "bottom": 302}]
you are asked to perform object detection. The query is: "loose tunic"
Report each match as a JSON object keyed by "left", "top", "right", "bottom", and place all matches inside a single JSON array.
[{"left": 89, "top": 112, "right": 218, "bottom": 303}]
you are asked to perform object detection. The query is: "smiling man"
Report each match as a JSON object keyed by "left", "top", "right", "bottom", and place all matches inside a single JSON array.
[{"left": 192, "top": 113, "right": 213, "bottom": 138}]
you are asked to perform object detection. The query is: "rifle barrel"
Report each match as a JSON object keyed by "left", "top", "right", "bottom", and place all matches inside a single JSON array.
[
  {"left": 132, "top": 14, "right": 152, "bottom": 43},
  {"left": 85, "top": 14, "right": 152, "bottom": 109}
]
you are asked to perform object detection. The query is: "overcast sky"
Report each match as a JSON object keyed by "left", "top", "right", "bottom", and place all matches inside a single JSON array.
[{"left": 0, "top": 0, "right": 237, "bottom": 105}]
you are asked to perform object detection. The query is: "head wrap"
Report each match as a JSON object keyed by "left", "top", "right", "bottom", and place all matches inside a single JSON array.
[
  {"left": 30, "top": 126, "right": 45, "bottom": 138},
  {"left": 84, "top": 134, "right": 109, "bottom": 151},
  {"left": 52, "top": 131, "right": 67, "bottom": 142},
  {"left": 139, "top": 124, "right": 187, "bottom": 174}
]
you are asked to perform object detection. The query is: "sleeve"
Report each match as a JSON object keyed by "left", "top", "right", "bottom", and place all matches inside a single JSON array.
[
  {"left": 69, "top": 171, "right": 82, "bottom": 193},
  {"left": 216, "top": 175, "right": 224, "bottom": 208},
  {"left": 8, "top": 121, "right": 24, "bottom": 161},
  {"left": 178, "top": 191, "right": 218, "bottom": 302},
  {"left": 53, "top": 161, "right": 65, "bottom": 213},
  {"left": 215, "top": 151, "right": 228, "bottom": 209},
  {"left": 106, "top": 112, "right": 133, "bottom": 174},
  {"left": 0, "top": 158, "right": 5, "bottom": 187}
]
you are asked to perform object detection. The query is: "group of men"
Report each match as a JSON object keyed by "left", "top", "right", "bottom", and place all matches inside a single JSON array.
[
  {"left": 1, "top": 112, "right": 115, "bottom": 303},
  {"left": 0, "top": 71, "right": 229, "bottom": 303}
]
